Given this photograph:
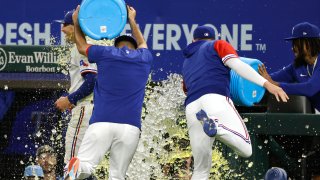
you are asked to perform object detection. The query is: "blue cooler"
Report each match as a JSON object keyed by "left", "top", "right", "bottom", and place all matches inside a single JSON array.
[
  {"left": 79, "top": 0, "right": 127, "bottom": 40},
  {"left": 230, "top": 57, "right": 265, "bottom": 106}
]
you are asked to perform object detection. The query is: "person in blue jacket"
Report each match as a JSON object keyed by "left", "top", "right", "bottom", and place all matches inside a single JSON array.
[
  {"left": 182, "top": 25, "right": 288, "bottom": 180},
  {"left": 259, "top": 22, "right": 320, "bottom": 114}
]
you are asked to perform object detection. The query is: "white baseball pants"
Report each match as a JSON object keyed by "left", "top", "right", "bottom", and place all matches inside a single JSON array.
[
  {"left": 75, "top": 122, "right": 140, "bottom": 180},
  {"left": 65, "top": 102, "right": 93, "bottom": 164},
  {"left": 186, "top": 94, "right": 252, "bottom": 180}
]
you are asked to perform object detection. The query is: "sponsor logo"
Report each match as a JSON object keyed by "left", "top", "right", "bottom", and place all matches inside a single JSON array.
[
  {"left": 0, "top": 47, "right": 59, "bottom": 72},
  {"left": 122, "top": 23, "right": 257, "bottom": 51},
  {"left": 0, "top": 48, "right": 7, "bottom": 71}
]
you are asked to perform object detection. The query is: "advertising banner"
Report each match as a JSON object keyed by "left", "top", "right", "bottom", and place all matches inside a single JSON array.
[
  {"left": 0, "top": 46, "right": 59, "bottom": 73},
  {"left": 0, "top": 0, "right": 319, "bottom": 80}
]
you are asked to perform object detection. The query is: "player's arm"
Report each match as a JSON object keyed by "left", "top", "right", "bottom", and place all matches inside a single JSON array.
[
  {"left": 214, "top": 40, "right": 289, "bottom": 102},
  {"left": 257, "top": 64, "right": 279, "bottom": 86},
  {"left": 279, "top": 68, "right": 320, "bottom": 97},
  {"left": 270, "top": 64, "right": 296, "bottom": 83},
  {"left": 67, "top": 72, "right": 96, "bottom": 105},
  {"left": 127, "top": 5, "right": 147, "bottom": 49},
  {"left": 55, "top": 73, "right": 96, "bottom": 111},
  {"left": 72, "top": 5, "right": 91, "bottom": 56},
  {"left": 226, "top": 58, "right": 289, "bottom": 102},
  {"left": 258, "top": 64, "right": 296, "bottom": 86}
]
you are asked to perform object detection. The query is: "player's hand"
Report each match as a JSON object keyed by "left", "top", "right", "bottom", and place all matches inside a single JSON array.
[
  {"left": 55, "top": 96, "right": 74, "bottom": 111},
  {"left": 127, "top": 5, "right": 136, "bottom": 21},
  {"left": 258, "top": 64, "right": 279, "bottom": 86},
  {"left": 72, "top": 5, "right": 80, "bottom": 25},
  {"left": 258, "top": 64, "right": 272, "bottom": 81},
  {"left": 263, "top": 81, "right": 289, "bottom": 102}
]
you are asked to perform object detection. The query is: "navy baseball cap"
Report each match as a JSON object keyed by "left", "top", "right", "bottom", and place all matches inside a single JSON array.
[
  {"left": 193, "top": 25, "right": 215, "bottom": 40},
  {"left": 54, "top": 10, "right": 74, "bottom": 25},
  {"left": 114, "top": 35, "right": 138, "bottom": 49},
  {"left": 264, "top": 167, "right": 287, "bottom": 180},
  {"left": 285, "top": 22, "right": 320, "bottom": 40},
  {"left": 24, "top": 165, "right": 44, "bottom": 177}
]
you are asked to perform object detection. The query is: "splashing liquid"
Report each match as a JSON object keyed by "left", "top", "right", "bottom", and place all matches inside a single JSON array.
[{"left": 95, "top": 74, "right": 242, "bottom": 179}]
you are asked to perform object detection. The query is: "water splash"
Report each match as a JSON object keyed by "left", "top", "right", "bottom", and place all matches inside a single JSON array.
[
  {"left": 95, "top": 74, "right": 241, "bottom": 179},
  {"left": 50, "top": 36, "right": 242, "bottom": 179}
]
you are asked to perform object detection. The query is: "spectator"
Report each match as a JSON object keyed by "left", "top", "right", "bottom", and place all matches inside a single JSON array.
[
  {"left": 24, "top": 165, "right": 44, "bottom": 180},
  {"left": 36, "top": 145, "right": 62, "bottom": 180}
]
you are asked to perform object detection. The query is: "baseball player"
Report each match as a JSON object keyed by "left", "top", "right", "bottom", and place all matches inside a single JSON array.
[
  {"left": 182, "top": 25, "right": 289, "bottom": 180},
  {"left": 54, "top": 10, "right": 97, "bottom": 166},
  {"left": 64, "top": 5, "right": 153, "bottom": 180},
  {"left": 259, "top": 22, "right": 320, "bottom": 114}
]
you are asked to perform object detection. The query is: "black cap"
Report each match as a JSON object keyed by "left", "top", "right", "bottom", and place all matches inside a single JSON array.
[{"left": 114, "top": 35, "right": 138, "bottom": 49}]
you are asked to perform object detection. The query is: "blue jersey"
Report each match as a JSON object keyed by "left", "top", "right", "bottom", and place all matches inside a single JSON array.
[
  {"left": 271, "top": 54, "right": 320, "bottom": 111},
  {"left": 182, "top": 40, "right": 238, "bottom": 106},
  {"left": 87, "top": 45, "right": 153, "bottom": 129}
]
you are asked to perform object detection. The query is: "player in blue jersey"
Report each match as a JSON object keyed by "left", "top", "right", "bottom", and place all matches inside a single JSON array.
[
  {"left": 259, "top": 22, "right": 320, "bottom": 114},
  {"left": 64, "top": 5, "right": 153, "bottom": 180},
  {"left": 182, "top": 25, "right": 289, "bottom": 180}
]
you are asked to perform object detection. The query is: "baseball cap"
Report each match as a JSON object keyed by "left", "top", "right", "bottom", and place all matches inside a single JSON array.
[
  {"left": 114, "top": 35, "right": 138, "bottom": 49},
  {"left": 193, "top": 25, "right": 215, "bottom": 40},
  {"left": 54, "top": 10, "right": 75, "bottom": 25},
  {"left": 24, "top": 165, "right": 44, "bottom": 177},
  {"left": 264, "top": 167, "right": 287, "bottom": 180},
  {"left": 285, "top": 22, "right": 320, "bottom": 40},
  {"left": 36, "top": 145, "right": 55, "bottom": 157}
]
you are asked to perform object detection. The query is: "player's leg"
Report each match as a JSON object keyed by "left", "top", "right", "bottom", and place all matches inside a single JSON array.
[
  {"left": 186, "top": 99, "right": 215, "bottom": 180},
  {"left": 74, "top": 122, "right": 114, "bottom": 179},
  {"left": 108, "top": 124, "right": 140, "bottom": 180},
  {"left": 64, "top": 104, "right": 92, "bottom": 164},
  {"left": 201, "top": 94, "right": 252, "bottom": 158}
]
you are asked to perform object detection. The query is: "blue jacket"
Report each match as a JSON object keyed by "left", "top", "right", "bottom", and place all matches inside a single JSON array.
[
  {"left": 182, "top": 40, "right": 238, "bottom": 106},
  {"left": 87, "top": 45, "right": 153, "bottom": 129},
  {"left": 271, "top": 54, "right": 320, "bottom": 111}
]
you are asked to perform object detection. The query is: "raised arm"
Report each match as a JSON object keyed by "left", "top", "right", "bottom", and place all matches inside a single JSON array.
[
  {"left": 127, "top": 5, "right": 147, "bottom": 49},
  {"left": 72, "top": 5, "right": 91, "bottom": 56}
]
